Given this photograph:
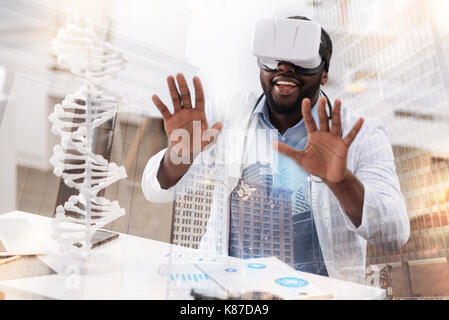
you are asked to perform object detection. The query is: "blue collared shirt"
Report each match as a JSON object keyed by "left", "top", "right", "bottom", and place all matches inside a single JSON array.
[
  {"left": 251, "top": 95, "right": 321, "bottom": 194},
  {"left": 247, "top": 94, "right": 328, "bottom": 276}
]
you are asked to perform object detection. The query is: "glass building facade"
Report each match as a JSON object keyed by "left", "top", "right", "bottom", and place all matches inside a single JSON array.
[{"left": 314, "top": 0, "right": 449, "bottom": 298}]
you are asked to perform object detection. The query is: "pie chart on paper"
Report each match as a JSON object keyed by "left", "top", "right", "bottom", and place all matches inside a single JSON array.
[{"left": 275, "top": 277, "right": 309, "bottom": 288}]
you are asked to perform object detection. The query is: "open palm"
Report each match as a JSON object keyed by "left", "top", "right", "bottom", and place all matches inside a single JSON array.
[
  {"left": 152, "top": 74, "right": 223, "bottom": 162},
  {"left": 274, "top": 98, "right": 364, "bottom": 184}
]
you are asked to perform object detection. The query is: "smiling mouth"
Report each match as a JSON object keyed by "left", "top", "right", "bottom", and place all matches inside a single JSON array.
[{"left": 273, "top": 79, "right": 300, "bottom": 96}]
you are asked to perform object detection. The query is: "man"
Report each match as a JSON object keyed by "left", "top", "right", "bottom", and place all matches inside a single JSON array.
[{"left": 142, "top": 16, "right": 410, "bottom": 284}]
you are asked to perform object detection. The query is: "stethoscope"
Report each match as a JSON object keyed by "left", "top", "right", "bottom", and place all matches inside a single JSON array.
[{"left": 234, "top": 90, "right": 334, "bottom": 199}]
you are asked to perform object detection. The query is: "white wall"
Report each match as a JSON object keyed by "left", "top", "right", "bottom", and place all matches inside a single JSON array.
[
  {"left": 108, "top": 0, "right": 198, "bottom": 117},
  {"left": 0, "top": 69, "right": 16, "bottom": 214},
  {"left": 186, "top": 0, "right": 313, "bottom": 100}
]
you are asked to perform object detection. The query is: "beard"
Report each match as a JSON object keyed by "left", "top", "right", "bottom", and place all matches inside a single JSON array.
[{"left": 262, "top": 75, "right": 322, "bottom": 115}]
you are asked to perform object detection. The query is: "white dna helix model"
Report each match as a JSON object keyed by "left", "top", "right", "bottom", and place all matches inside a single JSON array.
[{"left": 48, "top": 18, "right": 127, "bottom": 258}]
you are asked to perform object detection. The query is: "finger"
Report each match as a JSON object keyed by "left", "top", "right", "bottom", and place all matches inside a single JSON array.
[
  {"left": 302, "top": 99, "right": 317, "bottom": 134},
  {"left": 331, "top": 99, "right": 342, "bottom": 137},
  {"left": 176, "top": 73, "right": 193, "bottom": 109},
  {"left": 193, "top": 76, "right": 205, "bottom": 112},
  {"left": 167, "top": 76, "right": 182, "bottom": 112},
  {"left": 152, "top": 95, "right": 171, "bottom": 121},
  {"left": 318, "top": 97, "right": 329, "bottom": 132},
  {"left": 343, "top": 118, "right": 364, "bottom": 147},
  {"left": 272, "top": 141, "right": 304, "bottom": 162}
]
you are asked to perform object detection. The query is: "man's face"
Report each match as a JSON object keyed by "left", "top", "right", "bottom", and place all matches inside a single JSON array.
[{"left": 260, "top": 62, "right": 323, "bottom": 115}]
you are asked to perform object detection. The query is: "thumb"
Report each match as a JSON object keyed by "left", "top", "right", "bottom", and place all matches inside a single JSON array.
[
  {"left": 272, "top": 141, "right": 302, "bottom": 161},
  {"left": 210, "top": 122, "right": 223, "bottom": 132}
]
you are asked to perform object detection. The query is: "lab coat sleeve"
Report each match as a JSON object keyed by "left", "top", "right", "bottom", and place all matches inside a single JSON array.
[
  {"left": 141, "top": 148, "right": 176, "bottom": 203},
  {"left": 141, "top": 94, "right": 224, "bottom": 204},
  {"left": 340, "top": 119, "right": 410, "bottom": 251}
]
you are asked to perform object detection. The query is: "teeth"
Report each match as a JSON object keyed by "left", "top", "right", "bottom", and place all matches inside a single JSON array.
[{"left": 275, "top": 81, "right": 297, "bottom": 86}]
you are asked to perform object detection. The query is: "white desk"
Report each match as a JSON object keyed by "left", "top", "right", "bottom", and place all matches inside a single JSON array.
[{"left": 0, "top": 211, "right": 386, "bottom": 300}]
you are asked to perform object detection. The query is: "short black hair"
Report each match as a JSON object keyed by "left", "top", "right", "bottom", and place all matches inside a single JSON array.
[{"left": 288, "top": 16, "right": 333, "bottom": 72}]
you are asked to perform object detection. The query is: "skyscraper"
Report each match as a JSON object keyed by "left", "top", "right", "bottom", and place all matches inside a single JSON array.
[
  {"left": 228, "top": 178, "right": 295, "bottom": 265},
  {"left": 228, "top": 162, "right": 294, "bottom": 264},
  {"left": 314, "top": 0, "right": 449, "bottom": 297}
]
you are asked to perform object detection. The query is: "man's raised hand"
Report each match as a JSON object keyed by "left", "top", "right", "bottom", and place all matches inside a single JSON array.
[
  {"left": 273, "top": 98, "right": 364, "bottom": 185},
  {"left": 152, "top": 74, "right": 223, "bottom": 164}
]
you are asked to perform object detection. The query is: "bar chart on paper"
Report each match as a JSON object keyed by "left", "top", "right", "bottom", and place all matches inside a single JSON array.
[{"left": 169, "top": 272, "right": 209, "bottom": 282}]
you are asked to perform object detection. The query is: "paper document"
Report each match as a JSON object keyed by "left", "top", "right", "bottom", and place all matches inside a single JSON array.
[
  {"left": 0, "top": 219, "right": 50, "bottom": 256},
  {"left": 194, "top": 257, "right": 333, "bottom": 300}
]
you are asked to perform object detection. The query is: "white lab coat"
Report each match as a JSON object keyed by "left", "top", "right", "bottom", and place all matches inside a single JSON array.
[{"left": 142, "top": 90, "right": 410, "bottom": 284}]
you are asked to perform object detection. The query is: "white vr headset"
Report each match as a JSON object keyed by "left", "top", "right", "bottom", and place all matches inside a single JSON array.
[{"left": 251, "top": 18, "right": 327, "bottom": 75}]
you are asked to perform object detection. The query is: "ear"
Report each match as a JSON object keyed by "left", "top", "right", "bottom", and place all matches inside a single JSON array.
[{"left": 321, "top": 71, "right": 329, "bottom": 85}]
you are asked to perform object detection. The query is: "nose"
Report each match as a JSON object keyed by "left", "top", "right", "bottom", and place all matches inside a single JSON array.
[{"left": 276, "top": 61, "right": 296, "bottom": 74}]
